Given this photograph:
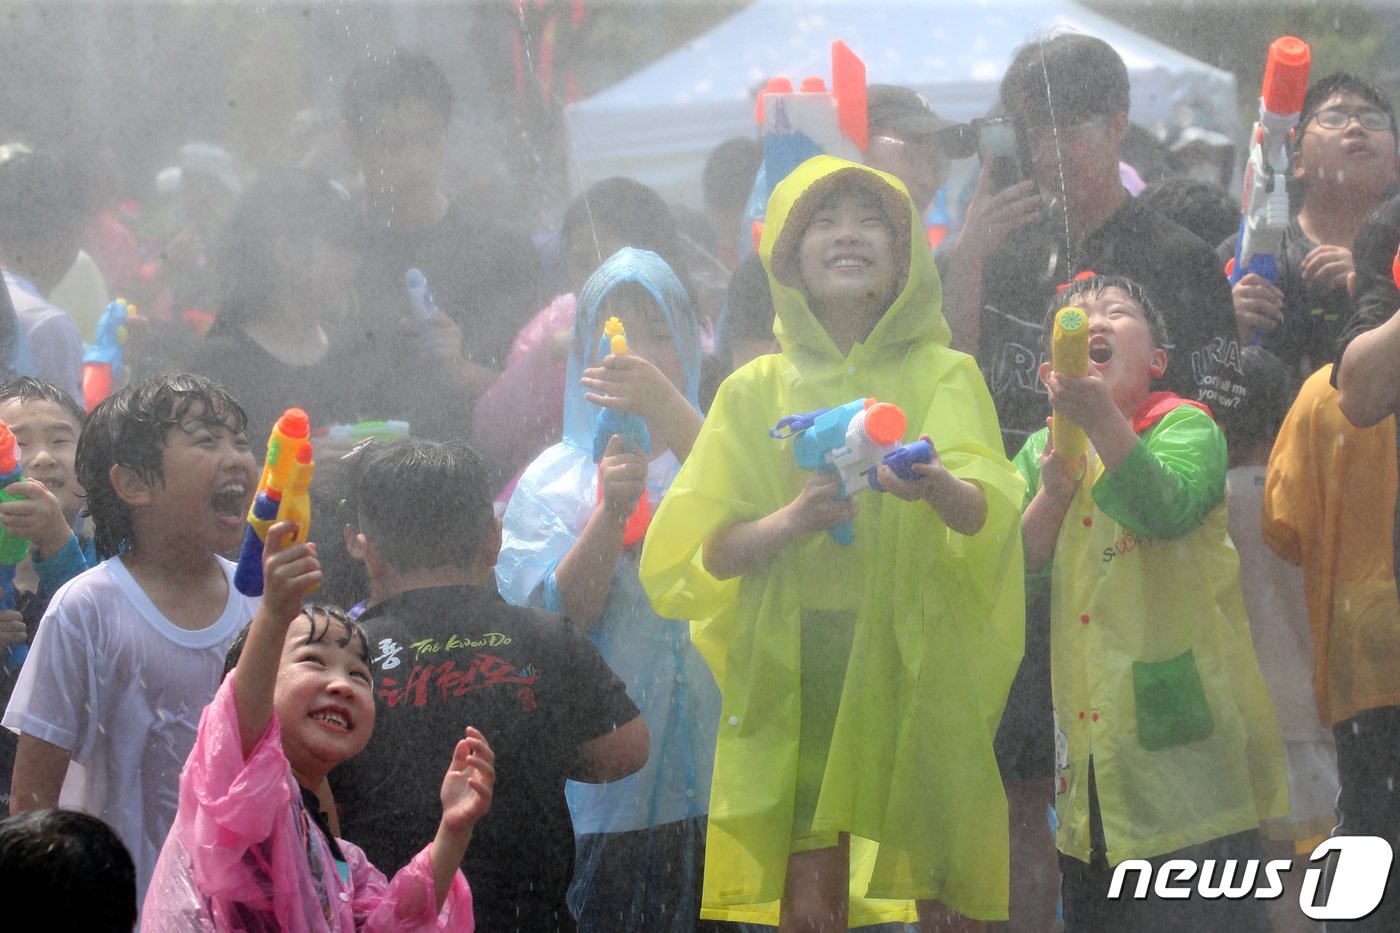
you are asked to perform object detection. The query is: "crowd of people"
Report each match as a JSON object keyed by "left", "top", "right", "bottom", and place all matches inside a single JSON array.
[{"left": 0, "top": 27, "right": 1397, "bottom": 933}]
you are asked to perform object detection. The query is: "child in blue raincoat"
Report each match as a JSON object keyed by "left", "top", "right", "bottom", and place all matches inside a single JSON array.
[{"left": 496, "top": 247, "right": 723, "bottom": 932}]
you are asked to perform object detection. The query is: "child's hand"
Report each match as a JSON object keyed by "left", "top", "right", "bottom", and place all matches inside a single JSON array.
[
  {"left": 874, "top": 434, "right": 946, "bottom": 504},
  {"left": 783, "top": 473, "right": 859, "bottom": 538},
  {"left": 1039, "top": 419, "right": 1082, "bottom": 507},
  {"left": 0, "top": 480, "right": 73, "bottom": 559},
  {"left": 261, "top": 521, "right": 321, "bottom": 625},
  {"left": 440, "top": 726, "right": 495, "bottom": 835},
  {"left": 0, "top": 609, "right": 24, "bottom": 648},
  {"left": 1041, "top": 368, "right": 1117, "bottom": 433},
  {"left": 598, "top": 434, "right": 647, "bottom": 520},
  {"left": 582, "top": 352, "right": 682, "bottom": 424}
]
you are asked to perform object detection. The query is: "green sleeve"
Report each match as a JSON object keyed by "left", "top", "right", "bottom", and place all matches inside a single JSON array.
[
  {"left": 1012, "top": 428, "right": 1053, "bottom": 596},
  {"left": 1091, "top": 405, "right": 1226, "bottom": 540}
]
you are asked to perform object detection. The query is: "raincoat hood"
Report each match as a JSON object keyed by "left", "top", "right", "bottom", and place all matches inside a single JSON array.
[
  {"left": 759, "top": 155, "right": 950, "bottom": 359},
  {"left": 562, "top": 247, "right": 701, "bottom": 450}
]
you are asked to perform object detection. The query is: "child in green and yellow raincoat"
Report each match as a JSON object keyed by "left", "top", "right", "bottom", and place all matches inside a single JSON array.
[
  {"left": 1020, "top": 275, "right": 1286, "bottom": 931},
  {"left": 639, "top": 155, "right": 1026, "bottom": 928}
]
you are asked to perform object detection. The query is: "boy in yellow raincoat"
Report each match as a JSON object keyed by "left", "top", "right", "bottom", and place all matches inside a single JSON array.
[
  {"left": 1019, "top": 275, "right": 1286, "bottom": 931},
  {"left": 639, "top": 155, "right": 1026, "bottom": 929}
]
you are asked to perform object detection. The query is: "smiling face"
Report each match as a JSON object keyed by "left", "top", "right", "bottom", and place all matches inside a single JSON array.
[
  {"left": 1295, "top": 91, "right": 1399, "bottom": 199},
  {"left": 274, "top": 611, "right": 375, "bottom": 787},
  {"left": 0, "top": 397, "right": 84, "bottom": 526},
  {"left": 145, "top": 404, "right": 257, "bottom": 554},
  {"left": 796, "top": 188, "right": 898, "bottom": 340},
  {"left": 1078, "top": 286, "right": 1167, "bottom": 415}
]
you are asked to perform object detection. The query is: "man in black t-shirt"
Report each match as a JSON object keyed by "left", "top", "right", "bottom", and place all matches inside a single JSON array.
[
  {"left": 328, "top": 441, "right": 647, "bottom": 933},
  {"left": 1222, "top": 72, "right": 1398, "bottom": 382},
  {"left": 336, "top": 50, "right": 545, "bottom": 445}
]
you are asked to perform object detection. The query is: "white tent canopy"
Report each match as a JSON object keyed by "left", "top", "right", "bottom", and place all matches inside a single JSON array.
[{"left": 566, "top": 0, "right": 1238, "bottom": 207}]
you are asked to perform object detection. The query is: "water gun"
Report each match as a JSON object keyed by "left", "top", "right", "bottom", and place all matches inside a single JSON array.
[
  {"left": 589, "top": 317, "right": 652, "bottom": 547},
  {"left": 742, "top": 40, "right": 867, "bottom": 252},
  {"left": 82, "top": 298, "right": 138, "bottom": 411},
  {"left": 313, "top": 420, "right": 411, "bottom": 446},
  {"left": 769, "top": 397, "right": 929, "bottom": 545},
  {"left": 234, "top": 409, "right": 315, "bottom": 597},
  {"left": 1226, "top": 36, "right": 1311, "bottom": 312},
  {"left": 0, "top": 425, "right": 29, "bottom": 673},
  {"left": 405, "top": 268, "right": 439, "bottom": 346},
  {"left": 1051, "top": 306, "right": 1090, "bottom": 465}
]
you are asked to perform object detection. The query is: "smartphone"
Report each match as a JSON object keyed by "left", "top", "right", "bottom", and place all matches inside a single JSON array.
[{"left": 977, "top": 119, "right": 1027, "bottom": 193}]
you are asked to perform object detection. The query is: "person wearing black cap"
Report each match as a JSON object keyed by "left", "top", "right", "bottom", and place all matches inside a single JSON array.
[{"left": 865, "top": 84, "right": 975, "bottom": 217}]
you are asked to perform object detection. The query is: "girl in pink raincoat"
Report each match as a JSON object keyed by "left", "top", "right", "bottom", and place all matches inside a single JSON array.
[{"left": 142, "top": 522, "right": 494, "bottom": 931}]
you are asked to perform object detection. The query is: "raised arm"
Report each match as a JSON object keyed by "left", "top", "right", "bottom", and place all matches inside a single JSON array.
[{"left": 234, "top": 521, "right": 322, "bottom": 759}]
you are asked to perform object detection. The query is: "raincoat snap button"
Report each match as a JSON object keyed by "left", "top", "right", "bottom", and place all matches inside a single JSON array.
[
  {"left": 1082, "top": 516, "right": 1093, "bottom": 527},
  {"left": 1080, "top": 614, "right": 1090, "bottom": 624},
  {"left": 728, "top": 716, "right": 739, "bottom": 726},
  {"left": 1091, "top": 711, "right": 1100, "bottom": 722},
  {"left": 1078, "top": 711, "right": 1085, "bottom": 719},
  {"left": 847, "top": 366, "right": 856, "bottom": 375},
  {"left": 675, "top": 674, "right": 685, "bottom": 684}
]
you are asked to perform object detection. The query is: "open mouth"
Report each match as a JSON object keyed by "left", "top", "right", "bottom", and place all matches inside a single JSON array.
[
  {"left": 1088, "top": 339, "right": 1113, "bottom": 365},
  {"left": 310, "top": 710, "right": 351, "bottom": 731},
  {"left": 830, "top": 256, "right": 871, "bottom": 271},
  {"left": 211, "top": 483, "right": 248, "bottom": 524}
]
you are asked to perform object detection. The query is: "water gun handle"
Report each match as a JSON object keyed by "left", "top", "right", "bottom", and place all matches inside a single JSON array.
[
  {"left": 1051, "top": 307, "right": 1090, "bottom": 463},
  {"left": 867, "top": 439, "right": 934, "bottom": 492},
  {"left": 0, "top": 564, "right": 22, "bottom": 674},
  {"left": 233, "top": 492, "right": 280, "bottom": 597},
  {"left": 827, "top": 519, "right": 855, "bottom": 546}
]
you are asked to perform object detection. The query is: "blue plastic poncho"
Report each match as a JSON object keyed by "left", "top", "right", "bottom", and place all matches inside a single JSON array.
[{"left": 495, "top": 247, "right": 722, "bottom": 928}]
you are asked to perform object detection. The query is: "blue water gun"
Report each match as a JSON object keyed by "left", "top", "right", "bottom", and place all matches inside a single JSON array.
[
  {"left": 590, "top": 317, "right": 652, "bottom": 547},
  {"left": 0, "top": 424, "right": 30, "bottom": 673},
  {"left": 83, "top": 298, "right": 136, "bottom": 411},
  {"left": 770, "top": 398, "right": 931, "bottom": 545}
]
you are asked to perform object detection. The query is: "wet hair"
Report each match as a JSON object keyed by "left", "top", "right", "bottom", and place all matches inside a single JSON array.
[
  {"left": 703, "top": 137, "right": 763, "bottom": 216},
  {"left": 212, "top": 170, "right": 361, "bottom": 333},
  {"left": 353, "top": 440, "right": 495, "bottom": 573},
  {"left": 341, "top": 48, "right": 453, "bottom": 133},
  {"left": 76, "top": 372, "right": 249, "bottom": 559},
  {"left": 222, "top": 603, "right": 369, "bottom": 680},
  {"left": 1216, "top": 346, "right": 1292, "bottom": 457},
  {"left": 0, "top": 809, "right": 136, "bottom": 932},
  {"left": 1043, "top": 274, "right": 1170, "bottom": 353},
  {"left": 1001, "top": 33, "right": 1129, "bottom": 128},
  {"left": 1297, "top": 72, "right": 1396, "bottom": 148},
  {"left": 0, "top": 148, "right": 86, "bottom": 271},
  {"left": 561, "top": 177, "right": 692, "bottom": 292},
  {"left": 1137, "top": 177, "right": 1241, "bottom": 250},
  {"left": 0, "top": 376, "right": 86, "bottom": 430}
]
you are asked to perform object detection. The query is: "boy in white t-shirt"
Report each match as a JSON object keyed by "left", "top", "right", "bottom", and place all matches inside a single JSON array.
[{"left": 3, "top": 372, "right": 260, "bottom": 907}]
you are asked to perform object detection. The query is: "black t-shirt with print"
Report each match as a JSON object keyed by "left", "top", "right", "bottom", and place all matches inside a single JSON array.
[
  {"left": 1218, "top": 216, "right": 1353, "bottom": 382},
  {"left": 978, "top": 196, "right": 1246, "bottom": 456},
  {"left": 329, "top": 585, "right": 639, "bottom": 933}
]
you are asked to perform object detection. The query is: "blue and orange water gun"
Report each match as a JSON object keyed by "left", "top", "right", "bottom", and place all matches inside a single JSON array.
[
  {"left": 234, "top": 409, "right": 315, "bottom": 597},
  {"left": 83, "top": 298, "right": 137, "bottom": 411},
  {"left": 770, "top": 397, "right": 932, "bottom": 545}
]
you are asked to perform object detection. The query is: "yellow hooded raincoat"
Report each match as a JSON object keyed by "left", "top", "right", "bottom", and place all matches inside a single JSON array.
[{"left": 639, "top": 156, "right": 1026, "bottom": 923}]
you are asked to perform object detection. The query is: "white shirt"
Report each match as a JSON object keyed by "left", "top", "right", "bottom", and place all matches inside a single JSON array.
[{"left": 3, "top": 556, "right": 258, "bottom": 908}]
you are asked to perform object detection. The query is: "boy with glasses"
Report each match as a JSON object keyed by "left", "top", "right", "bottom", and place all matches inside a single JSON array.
[{"left": 1222, "top": 73, "right": 1398, "bottom": 382}]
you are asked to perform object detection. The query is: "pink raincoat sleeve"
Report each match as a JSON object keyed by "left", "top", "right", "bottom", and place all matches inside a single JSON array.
[{"left": 143, "top": 675, "right": 473, "bottom": 931}]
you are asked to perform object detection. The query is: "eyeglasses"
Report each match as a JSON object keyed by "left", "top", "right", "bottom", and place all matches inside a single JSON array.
[{"left": 1313, "top": 108, "right": 1394, "bottom": 132}]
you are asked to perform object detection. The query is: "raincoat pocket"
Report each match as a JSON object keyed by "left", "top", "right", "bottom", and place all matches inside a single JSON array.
[{"left": 1132, "top": 649, "right": 1214, "bottom": 751}]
